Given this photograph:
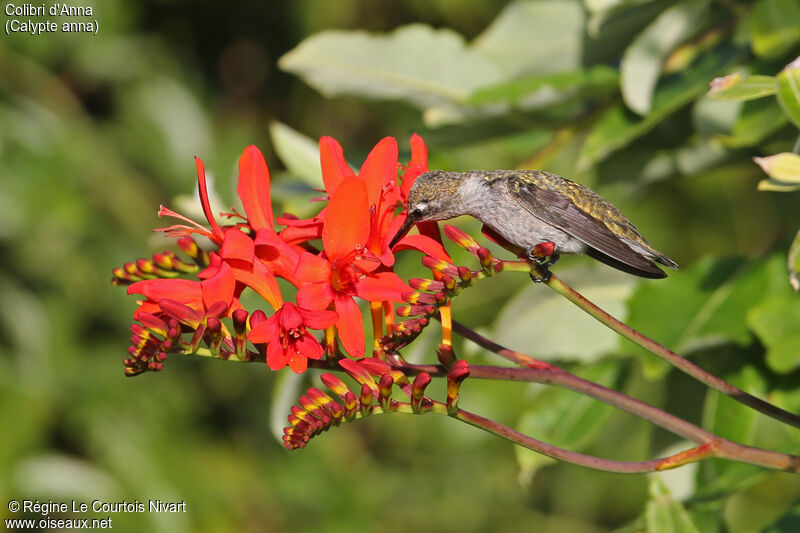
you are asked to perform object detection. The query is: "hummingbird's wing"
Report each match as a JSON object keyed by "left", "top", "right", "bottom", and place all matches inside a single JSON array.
[{"left": 506, "top": 175, "right": 670, "bottom": 278}]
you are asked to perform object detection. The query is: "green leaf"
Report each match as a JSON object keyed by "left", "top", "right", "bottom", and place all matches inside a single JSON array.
[
  {"left": 757, "top": 179, "right": 800, "bottom": 192},
  {"left": 269, "top": 121, "right": 324, "bottom": 188},
  {"left": 789, "top": 229, "right": 800, "bottom": 291},
  {"left": 466, "top": 65, "right": 619, "bottom": 108},
  {"left": 719, "top": 97, "right": 788, "bottom": 148},
  {"left": 515, "top": 360, "right": 620, "bottom": 481},
  {"left": 492, "top": 265, "right": 638, "bottom": 363},
  {"left": 620, "top": 0, "right": 711, "bottom": 115},
  {"left": 724, "top": 473, "right": 800, "bottom": 533},
  {"left": 749, "top": 0, "right": 800, "bottom": 60},
  {"left": 278, "top": 24, "right": 503, "bottom": 109},
  {"left": 473, "top": 0, "right": 584, "bottom": 77},
  {"left": 624, "top": 256, "right": 784, "bottom": 378},
  {"left": 707, "top": 73, "right": 778, "bottom": 101},
  {"left": 646, "top": 477, "right": 702, "bottom": 533},
  {"left": 746, "top": 292, "right": 800, "bottom": 373},
  {"left": 585, "top": 0, "right": 656, "bottom": 37},
  {"left": 753, "top": 152, "right": 800, "bottom": 183},
  {"left": 703, "top": 365, "right": 764, "bottom": 445},
  {"left": 776, "top": 58, "right": 800, "bottom": 129},
  {"left": 694, "top": 91, "right": 743, "bottom": 136},
  {"left": 580, "top": 45, "right": 740, "bottom": 169}
]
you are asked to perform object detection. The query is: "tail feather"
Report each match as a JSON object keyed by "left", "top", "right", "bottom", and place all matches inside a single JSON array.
[{"left": 586, "top": 247, "right": 667, "bottom": 279}]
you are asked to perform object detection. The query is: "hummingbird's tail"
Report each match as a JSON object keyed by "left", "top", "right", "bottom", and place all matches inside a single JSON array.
[{"left": 585, "top": 247, "right": 674, "bottom": 279}]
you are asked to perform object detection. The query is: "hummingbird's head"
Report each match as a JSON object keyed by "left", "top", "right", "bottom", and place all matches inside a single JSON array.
[{"left": 390, "top": 170, "right": 465, "bottom": 247}]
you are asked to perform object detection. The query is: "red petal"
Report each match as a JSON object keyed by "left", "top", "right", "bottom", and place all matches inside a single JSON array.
[
  {"left": 323, "top": 177, "right": 369, "bottom": 260},
  {"left": 254, "top": 228, "right": 300, "bottom": 283},
  {"left": 401, "top": 133, "right": 429, "bottom": 198},
  {"left": 128, "top": 278, "right": 202, "bottom": 303},
  {"left": 266, "top": 341, "right": 288, "bottom": 371},
  {"left": 298, "top": 334, "right": 323, "bottom": 360},
  {"left": 219, "top": 228, "right": 255, "bottom": 266},
  {"left": 233, "top": 259, "right": 283, "bottom": 311},
  {"left": 359, "top": 137, "right": 398, "bottom": 207},
  {"left": 297, "top": 307, "right": 338, "bottom": 330},
  {"left": 410, "top": 133, "right": 428, "bottom": 168},
  {"left": 294, "top": 252, "right": 332, "bottom": 283},
  {"left": 248, "top": 314, "right": 280, "bottom": 343},
  {"left": 279, "top": 223, "right": 324, "bottom": 247},
  {"left": 319, "top": 136, "right": 354, "bottom": 194},
  {"left": 236, "top": 145, "right": 274, "bottom": 231},
  {"left": 287, "top": 349, "right": 309, "bottom": 373},
  {"left": 334, "top": 295, "right": 364, "bottom": 358},
  {"left": 195, "top": 157, "right": 224, "bottom": 241},
  {"left": 197, "top": 252, "right": 222, "bottom": 280},
  {"left": 277, "top": 302, "right": 303, "bottom": 330},
  {"left": 355, "top": 272, "right": 411, "bottom": 303},
  {"left": 393, "top": 233, "right": 452, "bottom": 262},
  {"left": 201, "top": 260, "right": 235, "bottom": 310},
  {"left": 296, "top": 282, "right": 334, "bottom": 311}
]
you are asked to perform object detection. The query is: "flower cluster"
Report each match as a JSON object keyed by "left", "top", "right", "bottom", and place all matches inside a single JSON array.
[
  {"left": 113, "top": 135, "right": 450, "bottom": 376},
  {"left": 282, "top": 358, "right": 470, "bottom": 450}
]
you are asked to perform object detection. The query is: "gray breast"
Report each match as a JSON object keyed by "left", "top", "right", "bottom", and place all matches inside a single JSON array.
[{"left": 458, "top": 177, "right": 587, "bottom": 253}]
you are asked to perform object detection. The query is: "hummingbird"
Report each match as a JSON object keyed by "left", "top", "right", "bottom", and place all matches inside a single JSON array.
[{"left": 390, "top": 170, "right": 677, "bottom": 279}]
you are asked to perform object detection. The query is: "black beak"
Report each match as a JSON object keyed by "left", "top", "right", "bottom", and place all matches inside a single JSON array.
[{"left": 389, "top": 215, "right": 416, "bottom": 248}]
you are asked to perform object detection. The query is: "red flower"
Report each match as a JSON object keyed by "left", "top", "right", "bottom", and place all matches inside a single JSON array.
[
  {"left": 128, "top": 254, "right": 238, "bottom": 322},
  {"left": 249, "top": 302, "right": 337, "bottom": 373},
  {"left": 295, "top": 176, "right": 411, "bottom": 357},
  {"left": 116, "top": 135, "right": 447, "bottom": 376},
  {"left": 156, "top": 146, "right": 302, "bottom": 311}
]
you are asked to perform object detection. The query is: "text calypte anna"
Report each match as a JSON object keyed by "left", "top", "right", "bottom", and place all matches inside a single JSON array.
[{"left": 391, "top": 170, "right": 678, "bottom": 279}]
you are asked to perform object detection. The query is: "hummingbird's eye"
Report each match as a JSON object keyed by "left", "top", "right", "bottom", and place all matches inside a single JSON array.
[{"left": 411, "top": 207, "right": 423, "bottom": 218}]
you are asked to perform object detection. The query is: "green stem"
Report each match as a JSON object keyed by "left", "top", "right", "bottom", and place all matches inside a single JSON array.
[{"left": 544, "top": 271, "right": 800, "bottom": 430}]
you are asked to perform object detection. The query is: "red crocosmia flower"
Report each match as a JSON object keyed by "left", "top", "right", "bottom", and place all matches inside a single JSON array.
[
  {"left": 155, "top": 146, "right": 294, "bottom": 311},
  {"left": 319, "top": 135, "right": 356, "bottom": 195},
  {"left": 295, "top": 177, "right": 410, "bottom": 358},
  {"left": 232, "top": 146, "right": 300, "bottom": 295},
  {"left": 128, "top": 278, "right": 203, "bottom": 320},
  {"left": 272, "top": 136, "right": 356, "bottom": 247},
  {"left": 276, "top": 212, "right": 325, "bottom": 248},
  {"left": 237, "top": 145, "right": 274, "bottom": 231},
  {"left": 277, "top": 136, "right": 405, "bottom": 266},
  {"left": 212, "top": 229, "right": 284, "bottom": 311},
  {"left": 249, "top": 302, "right": 337, "bottom": 373},
  {"left": 400, "top": 133, "right": 429, "bottom": 200},
  {"left": 128, "top": 257, "right": 240, "bottom": 328},
  {"left": 319, "top": 136, "right": 405, "bottom": 267},
  {"left": 155, "top": 157, "right": 225, "bottom": 245}
]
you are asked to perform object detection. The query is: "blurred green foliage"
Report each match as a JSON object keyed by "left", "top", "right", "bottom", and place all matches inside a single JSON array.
[{"left": 2, "top": 0, "right": 800, "bottom": 531}]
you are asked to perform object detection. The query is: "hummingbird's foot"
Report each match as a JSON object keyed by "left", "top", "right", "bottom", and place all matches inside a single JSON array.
[
  {"left": 526, "top": 243, "right": 558, "bottom": 283},
  {"left": 525, "top": 244, "right": 557, "bottom": 282},
  {"left": 525, "top": 243, "right": 559, "bottom": 266},
  {"left": 529, "top": 268, "right": 552, "bottom": 283}
]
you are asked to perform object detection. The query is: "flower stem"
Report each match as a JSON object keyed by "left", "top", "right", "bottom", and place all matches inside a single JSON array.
[
  {"left": 390, "top": 357, "right": 800, "bottom": 472},
  {"left": 544, "top": 271, "right": 800, "bottom": 430}
]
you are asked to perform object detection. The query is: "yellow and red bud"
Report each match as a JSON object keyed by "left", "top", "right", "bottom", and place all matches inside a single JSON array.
[
  {"left": 410, "top": 372, "right": 431, "bottom": 413},
  {"left": 421, "top": 256, "right": 459, "bottom": 277},
  {"left": 378, "top": 373, "right": 394, "bottom": 410},
  {"left": 443, "top": 224, "right": 480, "bottom": 251},
  {"left": 446, "top": 359, "right": 470, "bottom": 415},
  {"left": 359, "top": 383, "right": 374, "bottom": 416},
  {"left": 321, "top": 373, "right": 350, "bottom": 397}
]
